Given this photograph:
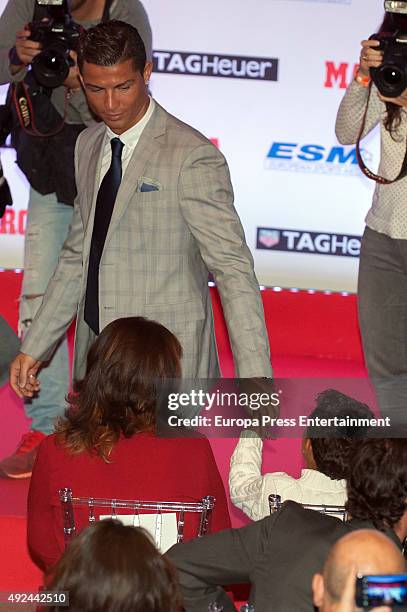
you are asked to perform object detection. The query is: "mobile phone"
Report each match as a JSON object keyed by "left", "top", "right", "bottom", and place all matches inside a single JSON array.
[{"left": 356, "top": 574, "right": 407, "bottom": 608}]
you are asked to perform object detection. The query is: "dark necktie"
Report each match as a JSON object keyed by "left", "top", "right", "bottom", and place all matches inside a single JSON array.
[{"left": 84, "top": 137, "right": 124, "bottom": 335}]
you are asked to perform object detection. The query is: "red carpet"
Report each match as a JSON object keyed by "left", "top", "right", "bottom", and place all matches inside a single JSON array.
[{"left": 0, "top": 270, "right": 372, "bottom": 589}]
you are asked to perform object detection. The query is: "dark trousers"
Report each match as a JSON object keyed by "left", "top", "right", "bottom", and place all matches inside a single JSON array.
[{"left": 358, "top": 226, "right": 407, "bottom": 430}]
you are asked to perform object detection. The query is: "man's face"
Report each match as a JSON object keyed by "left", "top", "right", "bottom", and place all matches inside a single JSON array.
[{"left": 80, "top": 59, "right": 153, "bottom": 134}]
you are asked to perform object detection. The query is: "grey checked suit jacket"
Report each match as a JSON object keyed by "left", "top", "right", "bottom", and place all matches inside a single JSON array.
[{"left": 22, "top": 102, "right": 272, "bottom": 381}]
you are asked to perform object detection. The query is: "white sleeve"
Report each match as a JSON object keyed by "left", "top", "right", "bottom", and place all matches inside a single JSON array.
[
  {"left": 335, "top": 80, "right": 383, "bottom": 145},
  {"left": 229, "top": 432, "right": 273, "bottom": 521}
]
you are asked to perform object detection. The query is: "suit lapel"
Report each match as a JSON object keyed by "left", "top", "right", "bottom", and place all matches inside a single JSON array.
[
  {"left": 103, "top": 103, "right": 167, "bottom": 249},
  {"left": 83, "top": 127, "right": 105, "bottom": 229}
]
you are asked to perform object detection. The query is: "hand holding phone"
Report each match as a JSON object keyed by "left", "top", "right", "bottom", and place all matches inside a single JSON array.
[{"left": 356, "top": 574, "right": 407, "bottom": 608}]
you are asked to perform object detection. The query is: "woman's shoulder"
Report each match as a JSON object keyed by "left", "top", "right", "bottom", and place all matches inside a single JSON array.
[
  {"left": 122, "top": 431, "right": 212, "bottom": 455},
  {"left": 37, "top": 432, "right": 59, "bottom": 453},
  {"left": 32, "top": 433, "right": 72, "bottom": 473}
]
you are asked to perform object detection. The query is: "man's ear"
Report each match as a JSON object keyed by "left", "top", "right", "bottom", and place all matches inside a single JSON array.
[
  {"left": 143, "top": 61, "right": 153, "bottom": 84},
  {"left": 312, "top": 573, "right": 325, "bottom": 609}
]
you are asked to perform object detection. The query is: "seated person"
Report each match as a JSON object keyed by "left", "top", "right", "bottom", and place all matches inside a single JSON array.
[
  {"left": 167, "top": 438, "right": 407, "bottom": 612},
  {"left": 28, "top": 317, "right": 230, "bottom": 573},
  {"left": 47, "top": 519, "right": 182, "bottom": 612},
  {"left": 313, "top": 529, "right": 405, "bottom": 612},
  {"left": 229, "top": 390, "right": 374, "bottom": 520}
]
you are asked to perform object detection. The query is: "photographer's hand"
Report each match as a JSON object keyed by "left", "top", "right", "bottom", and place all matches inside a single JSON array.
[
  {"left": 358, "top": 39, "right": 382, "bottom": 77},
  {"left": 63, "top": 50, "right": 81, "bottom": 92},
  {"left": 11, "top": 26, "right": 42, "bottom": 74},
  {"left": 379, "top": 88, "right": 407, "bottom": 107}
]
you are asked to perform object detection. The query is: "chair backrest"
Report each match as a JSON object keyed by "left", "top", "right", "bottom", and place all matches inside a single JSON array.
[
  {"left": 268, "top": 493, "right": 348, "bottom": 521},
  {"left": 59, "top": 488, "right": 215, "bottom": 552}
]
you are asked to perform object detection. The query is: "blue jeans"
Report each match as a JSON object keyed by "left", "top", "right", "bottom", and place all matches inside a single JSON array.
[{"left": 19, "top": 188, "right": 73, "bottom": 434}]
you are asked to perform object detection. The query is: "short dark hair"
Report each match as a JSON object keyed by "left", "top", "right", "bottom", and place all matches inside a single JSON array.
[
  {"left": 307, "top": 390, "right": 374, "bottom": 480},
  {"left": 346, "top": 439, "right": 407, "bottom": 530},
  {"left": 78, "top": 20, "right": 146, "bottom": 74},
  {"left": 56, "top": 317, "right": 182, "bottom": 460},
  {"left": 47, "top": 520, "right": 182, "bottom": 612}
]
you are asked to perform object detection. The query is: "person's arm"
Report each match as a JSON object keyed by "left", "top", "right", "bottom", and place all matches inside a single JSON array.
[
  {"left": 0, "top": 0, "right": 39, "bottom": 84},
  {"left": 17, "top": 135, "right": 85, "bottom": 361},
  {"left": 229, "top": 432, "right": 273, "bottom": 521},
  {"left": 167, "top": 515, "right": 274, "bottom": 612},
  {"left": 9, "top": 133, "right": 85, "bottom": 397},
  {"left": 27, "top": 437, "right": 61, "bottom": 572},
  {"left": 335, "top": 39, "right": 383, "bottom": 145},
  {"left": 178, "top": 143, "right": 272, "bottom": 378}
]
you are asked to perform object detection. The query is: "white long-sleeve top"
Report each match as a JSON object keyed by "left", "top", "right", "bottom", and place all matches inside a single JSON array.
[
  {"left": 335, "top": 79, "right": 407, "bottom": 239},
  {"left": 229, "top": 433, "right": 347, "bottom": 521}
]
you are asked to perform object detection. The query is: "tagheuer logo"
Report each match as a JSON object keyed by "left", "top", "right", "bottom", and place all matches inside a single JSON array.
[
  {"left": 153, "top": 50, "right": 278, "bottom": 81},
  {"left": 257, "top": 227, "right": 361, "bottom": 258}
]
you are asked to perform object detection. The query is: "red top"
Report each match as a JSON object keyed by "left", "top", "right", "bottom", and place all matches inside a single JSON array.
[{"left": 27, "top": 432, "right": 231, "bottom": 572}]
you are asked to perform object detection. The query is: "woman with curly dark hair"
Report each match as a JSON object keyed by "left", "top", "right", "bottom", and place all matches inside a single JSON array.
[
  {"left": 48, "top": 520, "right": 182, "bottom": 612},
  {"left": 27, "top": 317, "right": 230, "bottom": 574}
]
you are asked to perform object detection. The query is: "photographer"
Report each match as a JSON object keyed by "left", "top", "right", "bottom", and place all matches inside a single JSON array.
[
  {"left": 0, "top": 0, "right": 152, "bottom": 479},
  {"left": 335, "top": 5, "right": 407, "bottom": 423}
]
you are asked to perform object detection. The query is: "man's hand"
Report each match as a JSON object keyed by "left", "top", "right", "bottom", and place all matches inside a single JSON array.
[
  {"left": 239, "top": 378, "right": 280, "bottom": 440},
  {"left": 13, "top": 26, "right": 42, "bottom": 70},
  {"left": 9, "top": 352, "right": 42, "bottom": 398},
  {"left": 336, "top": 565, "right": 391, "bottom": 612}
]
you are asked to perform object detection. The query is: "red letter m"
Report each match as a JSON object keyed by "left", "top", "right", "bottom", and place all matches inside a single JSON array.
[{"left": 325, "top": 61, "right": 348, "bottom": 89}]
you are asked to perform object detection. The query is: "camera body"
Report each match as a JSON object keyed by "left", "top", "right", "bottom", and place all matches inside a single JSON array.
[
  {"left": 370, "top": 32, "right": 407, "bottom": 97},
  {"left": 369, "top": 0, "right": 407, "bottom": 97},
  {"left": 29, "top": 0, "right": 82, "bottom": 89}
]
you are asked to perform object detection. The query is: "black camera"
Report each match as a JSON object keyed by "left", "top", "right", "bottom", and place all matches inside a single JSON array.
[
  {"left": 370, "top": 1, "right": 407, "bottom": 97},
  {"left": 370, "top": 32, "right": 407, "bottom": 97},
  {"left": 29, "top": 0, "right": 82, "bottom": 89}
]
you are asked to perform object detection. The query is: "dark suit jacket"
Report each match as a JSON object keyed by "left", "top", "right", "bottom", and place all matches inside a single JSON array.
[{"left": 167, "top": 501, "right": 401, "bottom": 611}]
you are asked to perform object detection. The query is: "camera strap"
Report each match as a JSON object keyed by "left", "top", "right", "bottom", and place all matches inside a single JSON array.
[
  {"left": 11, "top": 81, "right": 68, "bottom": 137},
  {"left": 356, "top": 83, "right": 407, "bottom": 184}
]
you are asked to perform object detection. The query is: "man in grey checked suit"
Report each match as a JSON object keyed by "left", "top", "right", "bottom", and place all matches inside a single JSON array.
[{"left": 10, "top": 20, "right": 272, "bottom": 401}]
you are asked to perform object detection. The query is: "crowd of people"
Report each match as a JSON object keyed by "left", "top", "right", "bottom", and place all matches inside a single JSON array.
[
  {"left": 24, "top": 312, "right": 407, "bottom": 611},
  {"left": 0, "top": 0, "right": 406, "bottom": 610}
]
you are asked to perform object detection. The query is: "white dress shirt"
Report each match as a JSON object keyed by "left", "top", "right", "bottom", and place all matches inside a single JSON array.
[
  {"left": 99, "top": 97, "right": 155, "bottom": 187},
  {"left": 229, "top": 433, "right": 347, "bottom": 521}
]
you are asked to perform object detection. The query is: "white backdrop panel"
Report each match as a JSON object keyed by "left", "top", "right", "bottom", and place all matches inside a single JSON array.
[{"left": 0, "top": 0, "right": 386, "bottom": 290}]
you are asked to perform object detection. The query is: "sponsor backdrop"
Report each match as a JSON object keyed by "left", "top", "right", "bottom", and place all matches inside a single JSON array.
[{"left": 0, "top": 0, "right": 385, "bottom": 290}]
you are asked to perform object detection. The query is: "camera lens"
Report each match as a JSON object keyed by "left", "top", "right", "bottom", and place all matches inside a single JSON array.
[
  {"left": 373, "top": 62, "right": 407, "bottom": 97},
  {"left": 31, "top": 47, "right": 70, "bottom": 89},
  {"left": 382, "top": 65, "right": 404, "bottom": 85}
]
